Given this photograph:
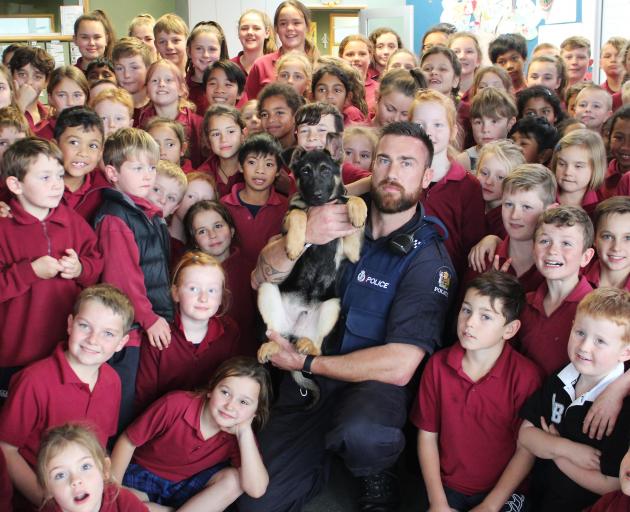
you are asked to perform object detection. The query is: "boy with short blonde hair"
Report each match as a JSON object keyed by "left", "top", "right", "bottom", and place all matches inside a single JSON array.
[
  {"left": 153, "top": 14, "right": 188, "bottom": 74},
  {"left": 0, "top": 284, "right": 133, "bottom": 507},
  {"left": 147, "top": 160, "right": 187, "bottom": 218},
  {"left": 560, "top": 36, "right": 593, "bottom": 86},
  {"left": 94, "top": 128, "right": 173, "bottom": 431},
  {"left": 89, "top": 87, "right": 135, "bottom": 137},
  {"left": 112, "top": 37, "right": 152, "bottom": 112},
  {"left": 519, "top": 287, "right": 630, "bottom": 511},
  {"left": 574, "top": 85, "right": 613, "bottom": 133}
]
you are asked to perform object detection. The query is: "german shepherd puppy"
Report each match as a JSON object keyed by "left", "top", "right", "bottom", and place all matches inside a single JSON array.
[{"left": 257, "top": 147, "right": 367, "bottom": 399}]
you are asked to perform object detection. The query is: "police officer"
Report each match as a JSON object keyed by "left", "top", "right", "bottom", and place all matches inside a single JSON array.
[{"left": 240, "top": 122, "right": 456, "bottom": 512}]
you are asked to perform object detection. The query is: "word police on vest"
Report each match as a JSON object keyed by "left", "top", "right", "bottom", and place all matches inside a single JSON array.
[{"left": 357, "top": 270, "right": 390, "bottom": 289}]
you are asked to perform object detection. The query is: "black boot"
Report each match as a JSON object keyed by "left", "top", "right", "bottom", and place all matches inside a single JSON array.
[{"left": 357, "top": 469, "right": 400, "bottom": 512}]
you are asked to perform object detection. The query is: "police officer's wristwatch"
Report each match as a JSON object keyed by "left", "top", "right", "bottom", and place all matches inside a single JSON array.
[{"left": 301, "top": 354, "right": 315, "bottom": 378}]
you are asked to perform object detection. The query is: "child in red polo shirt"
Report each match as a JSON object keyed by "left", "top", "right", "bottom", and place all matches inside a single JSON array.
[
  {"left": 185, "top": 201, "right": 258, "bottom": 356},
  {"left": 135, "top": 251, "right": 240, "bottom": 410},
  {"left": 0, "top": 284, "right": 133, "bottom": 508},
  {"left": 0, "top": 137, "right": 102, "bottom": 397},
  {"left": 37, "top": 424, "right": 147, "bottom": 512},
  {"left": 599, "top": 105, "right": 630, "bottom": 199},
  {"left": 111, "top": 357, "right": 271, "bottom": 510},
  {"left": 112, "top": 37, "right": 152, "bottom": 119},
  {"left": 147, "top": 160, "right": 187, "bottom": 221},
  {"left": 221, "top": 132, "right": 288, "bottom": 268},
  {"left": 146, "top": 117, "right": 193, "bottom": 172},
  {"left": 588, "top": 446, "right": 630, "bottom": 512},
  {"left": 204, "top": 60, "right": 246, "bottom": 112},
  {"left": 519, "top": 288, "right": 630, "bottom": 511},
  {"left": 575, "top": 85, "right": 613, "bottom": 134},
  {"left": 410, "top": 88, "right": 486, "bottom": 278},
  {"left": 54, "top": 107, "right": 110, "bottom": 223},
  {"left": 518, "top": 206, "right": 595, "bottom": 376},
  {"left": 198, "top": 105, "right": 245, "bottom": 198},
  {"left": 258, "top": 82, "right": 302, "bottom": 150},
  {"left": 413, "top": 271, "right": 542, "bottom": 511},
  {"left": 89, "top": 88, "right": 134, "bottom": 139}
]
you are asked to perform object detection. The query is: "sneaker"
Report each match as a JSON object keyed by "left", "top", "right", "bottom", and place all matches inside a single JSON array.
[{"left": 357, "top": 469, "right": 400, "bottom": 512}]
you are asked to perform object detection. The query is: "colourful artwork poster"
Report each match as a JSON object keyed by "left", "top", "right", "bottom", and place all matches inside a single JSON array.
[{"left": 440, "top": 0, "right": 544, "bottom": 39}]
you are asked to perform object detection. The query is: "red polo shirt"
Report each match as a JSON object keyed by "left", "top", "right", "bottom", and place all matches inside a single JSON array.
[
  {"left": 410, "top": 343, "right": 542, "bottom": 495},
  {"left": 598, "top": 160, "right": 625, "bottom": 200},
  {"left": 186, "top": 71, "right": 209, "bottom": 117},
  {"left": 342, "top": 161, "right": 371, "bottom": 185},
  {"left": 518, "top": 276, "right": 593, "bottom": 376},
  {"left": 196, "top": 154, "right": 244, "bottom": 198},
  {"left": 43, "top": 484, "right": 148, "bottom": 512},
  {"left": 135, "top": 314, "right": 240, "bottom": 411},
  {"left": 33, "top": 117, "right": 56, "bottom": 141},
  {"left": 244, "top": 50, "right": 282, "bottom": 100},
  {"left": 343, "top": 105, "right": 367, "bottom": 126},
  {"left": 364, "top": 76, "right": 378, "bottom": 116},
  {"left": 0, "top": 344, "right": 120, "bottom": 466},
  {"left": 137, "top": 105, "right": 204, "bottom": 167},
  {"left": 584, "top": 258, "right": 630, "bottom": 291},
  {"left": 126, "top": 391, "right": 241, "bottom": 481},
  {"left": 220, "top": 182, "right": 288, "bottom": 266},
  {"left": 0, "top": 200, "right": 103, "bottom": 366},
  {"left": 62, "top": 168, "right": 111, "bottom": 223},
  {"left": 423, "top": 160, "right": 486, "bottom": 277},
  {"left": 485, "top": 204, "right": 506, "bottom": 238},
  {"left": 617, "top": 172, "right": 630, "bottom": 196},
  {"left": 24, "top": 101, "right": 50, "bottom": 131},
  {"left": 231, "top": 53, "right": 248, "bottom": 77},
  {"left": 588, "top": 491, "right": 630, "bottom": 512}
]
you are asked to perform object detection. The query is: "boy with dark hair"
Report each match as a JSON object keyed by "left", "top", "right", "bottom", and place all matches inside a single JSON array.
[
  {"left": 202, "top": 59, "right": 247, "bottom": 113},
  {"left": 0, "top": 284, "right": 133, "bottom": 507},
  {"left": 0, "top": 137, "right": 102, "bottom": 398},
  {"left": 258, "top": 82, "right": 303, "bottom": 149},
  {"left": 488, "top": 34, "right": 528, "bottom": 93},
  {"left": 54, "top": 106, "right": 110, "bottom": 222},
  {"left": 509, "top": 116, "right": 559, "bottom": 165},
  {"left": 9, "top": 46, "right": 55, "bottom": 128},
  {"left": 221, "top": 132, "right": 288, "bottom": 267},
  {"left": 518, "top": 206, "right": 595, "bottom": 376},
  {"left": 519, "top": 287, "right": 630, "bottom": 511},
  {"left": 85, "top": 57, "right": 117, "bottom": 85},
  {"left": 94, "top": 127, "right": 173, "bottom": 431},
  {"left": 415, "top": 271, "right": 542, "bottom": 511}
]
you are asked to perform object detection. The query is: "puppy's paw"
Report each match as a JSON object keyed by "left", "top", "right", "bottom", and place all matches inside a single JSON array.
[
  {"left": 284, "top": 210, "right": 308, "bottom": 260},
  {"left": 343, "top": 232, "right": 363, "bottom": 263},
  {"left": 258, "top": 341, "right": 280, "bottom": 363},
  {"left": 295, "top": 337, "right": 321, "bottom": 356},
  {"left": 347, "top": 196, "right": 367, "bottom": 228}
]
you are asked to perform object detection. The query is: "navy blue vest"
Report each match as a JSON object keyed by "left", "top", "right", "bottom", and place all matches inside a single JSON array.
[{"left": 337, "top": 214, "right": 446, "bottom": 354}]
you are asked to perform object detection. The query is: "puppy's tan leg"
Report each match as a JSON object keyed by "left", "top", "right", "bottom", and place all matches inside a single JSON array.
[
  {"left": 306, "top": 298, "right": 341, "bottom": 356},
  {"left": 284, "top": 209, "right": 308, "bottom": 260},
  {"left": 257, "top": 341, "right": 280, "bottom": 363},
  {"left": 295, "top": 337, "right": 320, "bottom": 356},
  {"left": 342, "top": 231, "right": 363, "bottom": 263},
  {"left": 347, "top": 196, "right": 367, "bottom": 228}
]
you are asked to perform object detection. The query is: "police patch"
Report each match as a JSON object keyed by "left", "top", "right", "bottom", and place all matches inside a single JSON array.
[{"left": 433, "top": 267, "right": 451, "bottom": 297}]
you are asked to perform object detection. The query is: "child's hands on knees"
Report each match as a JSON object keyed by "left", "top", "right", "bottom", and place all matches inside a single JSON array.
[
  {"left": 0, "top": 201, "right": 11, "bottom": 218},
  {"left": 59, "top": 249, "right": 82, "bottom": 279},
  {"left": 31, "top": 255, "right": 63, "bottom": 279},
  {"left": 146, "top": 317, "right": 171, "bottom": 350}
]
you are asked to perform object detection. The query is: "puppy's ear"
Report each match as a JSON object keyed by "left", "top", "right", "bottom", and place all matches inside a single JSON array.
[
  {"left": 325, "top": 132, "right": 344, "bottom": 164},
  {"left": 289, "top": 146, "right": 306, "bottom": 170}
]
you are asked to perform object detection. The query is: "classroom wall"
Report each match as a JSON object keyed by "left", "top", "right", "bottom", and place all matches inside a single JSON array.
[{"left": 90, "top": 0, "right": 178, "bottom": 38}]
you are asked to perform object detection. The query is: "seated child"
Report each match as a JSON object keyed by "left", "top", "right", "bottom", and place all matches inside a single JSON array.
[
  {"left": 241, "top": 99, "right": 262, "bottom": 137},
  {"left": 456, "top": 87, "right": 517, "bottom": 172},
  {"left": 111, "top": 357, "right": 271, "bottom": 510},
  {"left": 85, "top": 58, "right": 117, "bottom": 85},
  {"left": 0, "top": 138, "right": 102, "bottom": 395},
  {"left": 0, "top": 284, "right": 133, "bottom": 507},
  {"left": 36, "top": 66, "right": 89, "bottom": 140},
  {"left": 414, "top": 271, "right": 542, "bottom": 511},
  {"left": 551, "top": 128, "right": 606, "bottom": 217},
  {"left": 476, "top": 139, "right": 526, "bottom": 238},
  {"left": 343, "top": 125, "right": 378, "bottom": 171},
  {"left": 10, "top": 46, "right": 55, "bottom": 128},
  {"left": 312, "top": 62, "right": 368, "bottom": 126},
  {"left": 112, "top": 37, "right": 152, "bottom": 117},
  {"left": 560, "top": 36, "right": 593, "bottom": 87},
  {"left": 135, "top": 251, "right": 240, "bottom": 410},
  {"left": 599, "top": 104, "right": 630, "bottom": 199},
  {"left": 276, "top": 51, "right": 312, "bottom": 101},
  {"left": 186, "top": 21, "right": 228, "bottom": 114},
  {"left": 575, "top": 85, "right": 613, "bottom": 134},
  {"left": 588, "top": 445, "right": 630, "bottom": 511},
  {"left": 147, "top": 159, "right": 187, "bottom": 219},
  {"left": 37, "top": 423, "right": 148, "bottom": 512},
  {"left": 488, "top": 33, "right": 528, "bottom": 93},
  {"left": 518, "top": 206, "right": 595, "bottom": 376},
  {"left": 52, "top": 107, "right": 110, "bottom": 224},
  {"left": 204, "top": 59, "right": 247, "bottom": 112},
  {"left": 89, "top": 87, "right": 135, "bottom": 138},
  {"left": 220, "top": 132, "right": 288, "bottom": 267},
  {"left": 509, "top": 115, "right": 559, "bottom": 165},
  {"left": 185, "top": 200, "right": 258, "bottom": 356},
  {"left": 519, "top": 287, "right": 630, "bottom": 511},
  {"left": 94, "top": 128, "right": 173, "bottom": 431},
  {"left": 146, "top": 116, "right": 193, "bottom": 171},
  {"left": 585, "top": 197, "right": 630, "bottom": 291},
  {"left": 258, "top": 82, "right": 302, "bottom": 149},
  {"left": 517, "top": 85, "right": 565, "bottom": 126}
]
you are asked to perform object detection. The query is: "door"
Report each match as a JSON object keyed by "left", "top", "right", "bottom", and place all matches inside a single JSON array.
[{"left": 359, "top": 6, "right": 414, "bottom": 52}]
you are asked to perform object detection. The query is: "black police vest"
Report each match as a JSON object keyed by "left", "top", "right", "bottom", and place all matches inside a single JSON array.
[
  {"left": 337, "top": 216, "right": 445, "bottom": 354},
  {"left": 94, "top": 189, "right": 174, "bottom": 324}
]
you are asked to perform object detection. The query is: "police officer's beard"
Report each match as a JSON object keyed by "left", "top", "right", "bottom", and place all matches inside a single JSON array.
[{"left": 372, "top": 179, "right": 421, "bottom": 214}]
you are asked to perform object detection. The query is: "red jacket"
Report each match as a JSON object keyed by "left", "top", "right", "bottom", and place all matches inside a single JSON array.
[
  {"left": 138, "top": 104, "right": 204, "bottom": 167},
  {"left": 135, "top": 314, "right": 239, "bottom": 411},
  {"left": 61, "top": 168, "right": 111, "bottom": 223},
  {"left": 0, "top": 200, "right": 102, "bottom": 366}
]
